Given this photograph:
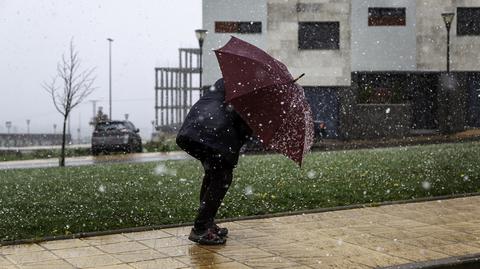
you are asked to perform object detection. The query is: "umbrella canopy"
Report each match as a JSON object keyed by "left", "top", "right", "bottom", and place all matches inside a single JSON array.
[{"left": 214, "top": 36, "right": 314, "bottom": 166}]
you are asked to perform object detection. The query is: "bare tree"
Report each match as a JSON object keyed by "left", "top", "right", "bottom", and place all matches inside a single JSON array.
[{"left": 43, "top": 40, "right": 96, "bottom": 167}]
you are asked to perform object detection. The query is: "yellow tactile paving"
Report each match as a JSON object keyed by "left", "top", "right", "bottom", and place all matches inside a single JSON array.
[{"left": 1, "top": 196, "right": 480, "bottom": 269}]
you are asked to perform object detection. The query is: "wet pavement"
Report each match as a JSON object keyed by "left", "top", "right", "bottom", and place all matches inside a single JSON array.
[
  {"left": 1, "top": 196, "right": 479, "bottom": 268},
  {"left": 0, "top": 152, "right": 190, "bottom": 170}
]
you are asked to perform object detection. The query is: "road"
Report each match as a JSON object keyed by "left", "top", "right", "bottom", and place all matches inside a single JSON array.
[{"left": 0, "top": 152, "right": 190, "bottom": 170}]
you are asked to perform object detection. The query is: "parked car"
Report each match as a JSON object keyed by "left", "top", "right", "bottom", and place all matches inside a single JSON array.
[{"left": 91, "top": 121, "right": 142, "bottom": 155}]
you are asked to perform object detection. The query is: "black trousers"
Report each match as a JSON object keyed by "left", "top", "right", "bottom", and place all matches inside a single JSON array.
[{"left": 194, "top": 156, "right": 234, "bottom": 231}]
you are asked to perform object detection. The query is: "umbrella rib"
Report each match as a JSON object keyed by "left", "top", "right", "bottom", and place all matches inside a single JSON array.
[
  {"left": 215, "top": 49, "right": 294, "bottom": 84},
  {"left": 215, "top": 49, "right": 303, "bottom": 95}
]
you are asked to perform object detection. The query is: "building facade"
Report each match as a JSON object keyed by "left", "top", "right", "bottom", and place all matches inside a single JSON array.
[{"left": 197, "top": 0, "right": 480, "bottom": 138}]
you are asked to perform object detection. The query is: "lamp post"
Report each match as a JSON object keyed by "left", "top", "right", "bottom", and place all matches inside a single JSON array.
[
  {"left": 5, "top": 121, "right": 12, "bottom": 134},
  {"left": 195, "top": 29, "right": 208, "bottom": 93},
  {"left": 441, "top": 13, "right": 455, "bottom": 73},
  {"left": 107, "top": 38, "right": 114, "bottom": 119}
]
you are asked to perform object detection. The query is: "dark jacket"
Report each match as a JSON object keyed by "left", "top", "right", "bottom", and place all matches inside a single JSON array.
[{"left": 176, "top": 79, "right": 251, "bottom": 166}]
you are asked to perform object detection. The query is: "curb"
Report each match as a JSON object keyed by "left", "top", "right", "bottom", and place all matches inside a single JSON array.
[
  {"left": 1, "top": 192, "right": 479, "bottom": 247},
  {"left": 379, "top": 253, "right": 480, "bottom": 269}
]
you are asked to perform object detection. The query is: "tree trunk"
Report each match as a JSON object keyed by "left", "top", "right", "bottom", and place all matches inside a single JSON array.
[{"left": 60, "top": 115, "right": 68, "bottom": 167}]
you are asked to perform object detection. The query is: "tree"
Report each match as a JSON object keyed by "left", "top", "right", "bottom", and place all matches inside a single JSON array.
[{"left": 43, "top": 40, "right": 96, "bottom": 167}]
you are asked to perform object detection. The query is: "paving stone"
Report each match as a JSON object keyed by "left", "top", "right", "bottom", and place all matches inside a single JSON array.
[
  {"left": 129, "top": 257, "right": 187, "bottom": 269},
  {"left": 429, "top": 243, "right": 480, "bottom": 256},
  {"left": 0, "top": 244, "right": 44, "bottom": 255},
  {"left": 96, "top": 241, "right": 149, "bottom": 254},
  {"left": 197, "top": 261, "right": 252, "bottom": 269},
  {"left": 81, "top": 234, "right": 130, "bottom": 246},
  {"left": 389, "top": 248, "right": 450, "bottom": 262},
  {"left": 20, "top": 259, "right": 75, "bottom": 269},
  {"left": 243, "top": 256, "right": 303, "bottom": 268},
  {"left": 155, "top": 244, "right": 211, "bottom": 257},
  {"left": 175, "top": 252, "right": 232, "bottom": 266},
  {"left": 40, "top": 239, "right": 89, "bottom": 250},
  {"left": 139, "top": 237, "right": 190, "bottom": 249},
  {"left": 113, "top": 248, "right": 166, "bottom": 263},
  {"left": 53, "top": 246, "right": 104, "bottom": 259},
  {"left": 402, "top": 236, "right": 457, "bottom": 249},
  {"left": 66, "top": 254, "right": 122, "bottom": 268},
  {"left": 6, "top": 250, "right": 58, "bottom": 264},
  {"left": 306, "top": 256, "right": 373, "bottom": 268},
  {"left": 93, "top": 265, "right": 135, "bottom": 269},
  {"left": 123, "top": 230, "right": 172, "bottom": 241},
  {"left": 0, "top": 256, "right": 14, "bottom": 266},
  {"left": 348, "top": 251, "right": 410, "bottom": 267}
]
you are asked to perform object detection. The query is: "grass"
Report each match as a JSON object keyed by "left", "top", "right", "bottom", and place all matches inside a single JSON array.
[{"left": 0, "top": 141, "right": 479, "bottom": 242}]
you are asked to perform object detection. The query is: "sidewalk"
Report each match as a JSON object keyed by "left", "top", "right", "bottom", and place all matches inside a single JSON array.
[
  {"left": 314, "top": 128, "right": 480, "bottom": 152},
  {"left": 1, "top": 196, "right": 480, "bottom": 269}
]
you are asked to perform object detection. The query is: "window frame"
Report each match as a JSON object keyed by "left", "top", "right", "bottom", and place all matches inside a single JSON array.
[
  {"left": 368, "top": 7, "right": 406, "bottom": 27},
  {"left": 214, "top": 21, "right": 262, "bottom": 34}
]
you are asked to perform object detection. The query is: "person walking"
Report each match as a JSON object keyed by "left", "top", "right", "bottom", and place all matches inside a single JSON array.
[{"left": 176, "top": 78, "right": 252, "bottom": 245}]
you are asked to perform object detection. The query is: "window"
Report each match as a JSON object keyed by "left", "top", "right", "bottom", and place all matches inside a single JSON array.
[
  {"left": 368, "top": 7, "right": 406, "bottom": 26},
  {"left": 215, "top": 21, "right": 262, "bottom": 34},
  {"left": 298, "top": 22, "right": 340, "bottom": 50},
  {"left": 457, "top": 7, "right": 480, "bottom": 36}
]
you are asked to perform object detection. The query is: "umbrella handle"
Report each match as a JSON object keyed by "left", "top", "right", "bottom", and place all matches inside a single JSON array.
[{"left": 292, "top": 73, "right": 305, "bottom": 83}]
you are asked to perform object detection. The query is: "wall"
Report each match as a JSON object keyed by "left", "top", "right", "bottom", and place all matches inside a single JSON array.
[
  {"left": 0, "top": 134, "right": 71, "bottom": 147},
  {"left": 416, "top": 0, "right": 480, "bottom": 71},
  {"left": 351, "top": 0, "right": 417, "bottom": 71},
  {"left": 267, "top": 0, "right": 351, "bottom": 87},
  {"left": 202, "top": 0, "right": 267, "bottom": 86},
  {"left": 348, "top": 104, "right": 412, "bottom": 139}
]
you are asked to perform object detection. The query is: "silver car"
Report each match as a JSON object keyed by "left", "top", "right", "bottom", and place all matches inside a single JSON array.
[{"left": 91, "top": 121, "right": 142, "bottom": 155}]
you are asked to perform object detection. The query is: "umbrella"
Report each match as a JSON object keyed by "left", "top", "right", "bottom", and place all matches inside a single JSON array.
[{"left": 214, "top": 36, "right": 314, "bottom": 166}]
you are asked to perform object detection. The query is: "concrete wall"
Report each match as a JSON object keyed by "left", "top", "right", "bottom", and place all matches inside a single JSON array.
[
  {"left": 347, "top": 104, "right": 412, "bottom": 139},
  {"left": 0, "top": 134, "right": 71, "bottom": 147},
  {"left": 202, "top": 0, "right": 267, "bottom": 86},
  {"left": 351, "top": 0, "right": 417, "bottom": 71},
  {"left": 416, "top": 0, "right": 480, "bottom": 71},
  {"left": 267, "top": 0, "right": 351, "bottom": 86}
]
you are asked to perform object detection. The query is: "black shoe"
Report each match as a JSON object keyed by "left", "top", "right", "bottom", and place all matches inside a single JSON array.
[
  {"left": 212, "top": 223, "right": 228, "bottom": 238},
  {"left": 188, "top": 227, "right": 226, "bottom": 245}
]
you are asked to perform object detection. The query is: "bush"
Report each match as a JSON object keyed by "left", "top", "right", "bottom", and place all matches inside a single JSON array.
[{"left": 144, "top": 135, "right": 179, "bottom": 152}]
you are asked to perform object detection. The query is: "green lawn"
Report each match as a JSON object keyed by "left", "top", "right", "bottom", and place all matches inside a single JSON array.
[{"left": 0, "top": 142, "right": 479, "bottom": 242}]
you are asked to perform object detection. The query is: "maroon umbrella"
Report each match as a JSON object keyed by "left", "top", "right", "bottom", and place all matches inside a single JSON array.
[{"left": 214, "top": 36, "right": 314, "bottom": 166}]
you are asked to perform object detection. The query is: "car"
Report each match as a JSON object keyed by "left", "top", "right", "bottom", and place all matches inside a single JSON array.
[{"left": 91, "top": 120, "right": 142, "bottom": 155}]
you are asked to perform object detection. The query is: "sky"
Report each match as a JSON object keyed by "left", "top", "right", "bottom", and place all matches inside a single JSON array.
[{"left": 0, "top": 0, "right": 202, "bottom": 139}]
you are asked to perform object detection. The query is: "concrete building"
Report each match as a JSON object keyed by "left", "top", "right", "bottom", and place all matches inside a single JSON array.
[
  {"left": 193, "top": 0, "right": 480, "bottom": 138},
  {"left": 202, "top": 0, "right": 267, "bottom": 86}
]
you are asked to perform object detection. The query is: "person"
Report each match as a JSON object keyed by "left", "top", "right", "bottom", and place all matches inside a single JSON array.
[{"left": 176, "top": 78, "right": 252, "bottom": 245}]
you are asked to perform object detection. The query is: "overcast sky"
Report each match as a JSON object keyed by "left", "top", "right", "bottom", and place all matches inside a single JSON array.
[{"left": 0, "top": 0, "right": 201, "bottom": 139}]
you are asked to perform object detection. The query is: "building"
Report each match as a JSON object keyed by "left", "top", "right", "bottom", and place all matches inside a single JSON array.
[{"left": 156, "top": 0, "right": 480, "bottom": 139}]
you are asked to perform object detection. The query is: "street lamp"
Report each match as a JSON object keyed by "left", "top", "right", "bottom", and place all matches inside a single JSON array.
[
  {"left": 26, "top": 119, "right": 30, "bottom": 134},
  {"left": 195, "top": 29, "right": 208, "bottom": 92},
  {"left": 107, "top": 38, "right": 114, "bottom": 119},
  {"left": 441, "top": 12, "right": 455, "bottom": 72},
  {"left": 5, "top": 121, "right": 12, "bottom": 134},
  {"left": 151, "top": 120, "right": 155, "bottom": 133}
]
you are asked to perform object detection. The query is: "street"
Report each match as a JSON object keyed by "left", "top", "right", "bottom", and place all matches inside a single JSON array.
[{"left": 0, "top": 151, "right": 190, "bottom": 170}]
